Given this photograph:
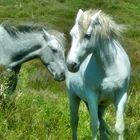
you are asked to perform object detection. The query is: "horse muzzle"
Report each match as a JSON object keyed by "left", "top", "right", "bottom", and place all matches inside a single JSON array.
[
  {"left": 54, "top": 71, "right": 65, "bottom": 81},
  {"left": 66, "top": 61, "right": 80, "bottom": 73}
]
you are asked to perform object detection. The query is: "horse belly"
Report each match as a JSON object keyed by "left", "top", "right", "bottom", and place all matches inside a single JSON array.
[{"left": 98, "top": 91, "right": 114, "bottom": 105}]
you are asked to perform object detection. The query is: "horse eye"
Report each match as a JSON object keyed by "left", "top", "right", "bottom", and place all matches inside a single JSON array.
[
  {"left": 52, "top": 48, "right": 57, "bottom": 53},
  {"left": 84, "top": 34, "right": 91, "bottom": 40}
]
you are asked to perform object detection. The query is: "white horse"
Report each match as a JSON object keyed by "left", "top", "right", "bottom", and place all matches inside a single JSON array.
[
  {"left": 66, "top": 9, "right": 131, "bottom": 140},
  {"left": 0, "top": 23, "right": 66, "bottom": 94}
]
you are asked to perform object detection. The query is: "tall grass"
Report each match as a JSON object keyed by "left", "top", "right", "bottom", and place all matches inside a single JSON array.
[{"left": 0, "top": 0, "right": 140, "bottom": 139}]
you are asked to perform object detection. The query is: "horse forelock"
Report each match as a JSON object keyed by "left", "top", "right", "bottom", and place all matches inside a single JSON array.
[
  {"left": 78, "top": 9, "right": 125, "bottom": 40},
  {"left": 48, "top": 30, "right": 66, "bottom": 51}
]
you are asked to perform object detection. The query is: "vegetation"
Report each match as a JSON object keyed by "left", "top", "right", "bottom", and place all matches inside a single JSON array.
[{"left": 0, "top": 0, "right": 140, "bottom": 139}]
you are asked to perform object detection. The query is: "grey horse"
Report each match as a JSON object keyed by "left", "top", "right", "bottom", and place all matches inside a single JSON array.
[{"left": 0, "top": 23, "right": 66, "bottom": 94}]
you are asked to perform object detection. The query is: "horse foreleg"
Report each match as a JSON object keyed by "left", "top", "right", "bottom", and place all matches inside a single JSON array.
[
  {"left": 7, "top": 74, "right": 18, "bottom": 94},
  {"left": 68, "top": 93, "right": 80, "bottom": 140},
  {"left": 7, "top": 65, "right": 21, "bottom": 94},
  {"left": 88, "top": 96, "right": 99, "bottom": 140},
  {"left": 115, "top": 92, "right": 127, "bottom": 140},
  {"left": 98, "top": 105, "right": 109, "bottom": 140}
]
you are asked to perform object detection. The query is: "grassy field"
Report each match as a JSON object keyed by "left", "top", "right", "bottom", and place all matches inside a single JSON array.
[{"left": 0, "top": 0, "right": 140, "bottom": 139}]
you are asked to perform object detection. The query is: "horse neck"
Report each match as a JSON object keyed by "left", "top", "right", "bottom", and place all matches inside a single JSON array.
[
  {"left": 15, "top": 32, "right": 43, "bottom": 52},
  {"left": 94, "top": 38, "right": 118, "bottom": 70},
  {"left": 9, "top": 32, "right": 43, "bottom": 68}
]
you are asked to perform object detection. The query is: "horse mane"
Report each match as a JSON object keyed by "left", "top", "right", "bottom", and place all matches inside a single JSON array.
[
  {"left": 2, "top": 22, "right": 47, "bottom": 38},
  {"left": 2, "top": 22, "right": 66, "bottom": 50},
  {"left": 79, "top": 9, "right": 126, "bottom": 40}
]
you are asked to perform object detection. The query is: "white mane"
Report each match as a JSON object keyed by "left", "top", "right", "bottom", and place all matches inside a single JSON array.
[{"left": 78, "top": 9, "right": 126, "bottom": 39}]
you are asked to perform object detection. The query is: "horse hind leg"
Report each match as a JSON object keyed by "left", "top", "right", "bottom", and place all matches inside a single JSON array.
[
  {"left": 115, "top": 92, "right": 127, "bottom": 140},
  {"left": 84, "top": 101, "right": 107, "bottom": 140},
  {"left": 98, "top": 105, "right": 109, "bottom": 140}
]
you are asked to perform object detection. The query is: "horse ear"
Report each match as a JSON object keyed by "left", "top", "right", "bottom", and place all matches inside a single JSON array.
[
  {"left": 87, "top": 10, "right": 101, "bottom": 34},
  {"left": 91, "top": 10, "right": 101, "bottom": 23},
  {"left": 43, "top": 29, "right": 51, "bottom": 40},
  {"left": 76, "top": 9, "right": 83, "bottom": 22}
]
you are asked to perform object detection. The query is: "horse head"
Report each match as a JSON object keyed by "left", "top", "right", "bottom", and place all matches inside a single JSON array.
[
  {"left": 67, "top": 9, "right": 101, "bottom": 72},
  {"left": 40, "top": 29, "right": 66, "bottom": 81}
]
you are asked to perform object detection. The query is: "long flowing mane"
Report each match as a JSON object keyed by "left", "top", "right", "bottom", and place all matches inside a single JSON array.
[{"left": 79, "top": 9, "right": 126, "bottom": 39}]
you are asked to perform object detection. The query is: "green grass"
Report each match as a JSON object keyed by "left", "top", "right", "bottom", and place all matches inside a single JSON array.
[{"left": 0, "top": 0, "right": 140, "bottom": 139}]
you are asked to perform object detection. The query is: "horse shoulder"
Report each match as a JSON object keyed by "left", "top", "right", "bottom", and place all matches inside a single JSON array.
[
  {"left": 101, "top": 47, "right": 130, "bottom": 92},
  {"left": 101, "top": 70, "right": 129, "bottom": 93}
]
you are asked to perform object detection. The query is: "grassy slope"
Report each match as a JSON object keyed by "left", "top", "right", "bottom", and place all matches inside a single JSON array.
[{"left": 0, "top": 0, "right": 140, "bottom": 139}]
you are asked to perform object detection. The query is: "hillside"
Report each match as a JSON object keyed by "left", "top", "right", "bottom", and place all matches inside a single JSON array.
[{"left": 0, "top": 0, "right": 140, "bottom": 139}]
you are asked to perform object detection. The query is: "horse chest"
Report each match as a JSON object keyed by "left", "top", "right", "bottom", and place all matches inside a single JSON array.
[{"left": 66, "top": 73, "right": 89, "bottom": 101}]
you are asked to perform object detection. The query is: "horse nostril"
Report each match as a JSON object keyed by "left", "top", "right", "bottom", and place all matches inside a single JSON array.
[
  {"left": 71, "top": 62, "right": 77, "bottom": 69},
  {"left": 59, "top": 72, "right": 65, "bottom": 81},
  {"left": 60, "top": 72, "right": 64, "bottom": 77},
  {"left": 67, "top": 61, "right": 78, "bottom": 72}
]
